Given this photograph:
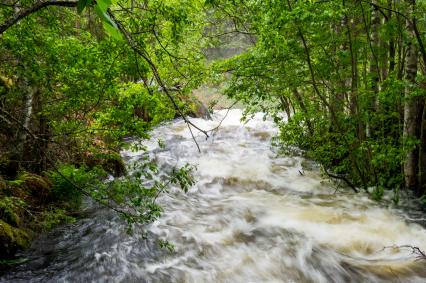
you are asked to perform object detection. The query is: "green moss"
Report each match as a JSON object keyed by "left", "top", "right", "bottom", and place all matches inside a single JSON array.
[
  {"left": 20, "top": 172, "right": 52, "bottom": 200},
  {"left": 40, "top": 208, "right": 75, "bottom": 231},
  {"left": 0, "top": 220, "right": 30, "bottom": 258},
  {"left": 0, "top": 197, "right": 25, "bottom": 226},
  {"left": 184, "top": 97, "right": 211, "bottom": 119}
]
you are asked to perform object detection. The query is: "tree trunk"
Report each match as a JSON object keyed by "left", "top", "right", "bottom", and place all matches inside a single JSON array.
[
  {"left": 388, "top": 0, "right": 396, "bottom": 73},
  {"left": 418, "top": 98, "right": 426, "bottom": 195},
  {"left": 33, "top": 90, "right": 50, "bottom": 173},
  {"left": 15, "top": 86, "right": 36, "bottom": 163},
  {"left": 370, "top": 0, "right": 380, "bottom": 96},
  {"left": 366, "top": 0, "right": 381, "bottom": 137},
  {"left": 403, "top": 10, "right": 420, "bottom": 191},
  {"left": 279, "top": 95, "right": 292, "bottom": 121},
  {"left": 292, "top": 88, "right": 313, "bottom": 136}
]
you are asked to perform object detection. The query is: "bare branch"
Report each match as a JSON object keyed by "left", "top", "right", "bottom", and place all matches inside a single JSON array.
[
  {"left": 323, "top": 166, "right": 359, "bottom": 193},
  {"left": 206, "top": 101, "right": 238, "bottom": 133}
]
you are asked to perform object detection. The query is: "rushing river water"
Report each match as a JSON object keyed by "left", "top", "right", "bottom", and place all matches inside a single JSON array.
[{"left": 2, "top": 109, "right": 426, "bottom": 283}]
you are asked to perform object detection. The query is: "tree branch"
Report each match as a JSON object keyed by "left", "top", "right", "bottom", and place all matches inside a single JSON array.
[
  {"left": 107, "top": 9, "right": 210, "bottom": 152},
  {"left": 0, "top": 0, "right": 78, "bottom": 35},
  {"left": 323, "top": 166, "right": 359, "bottom": 193}
]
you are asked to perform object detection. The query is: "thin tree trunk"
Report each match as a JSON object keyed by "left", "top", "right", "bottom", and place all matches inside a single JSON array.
[
  {"left": 279, "top": 95, "right": 292, "bottom": 121},
  {"left": 333, "top": 17, "right": 347, "bottom": 118},
  {"left": 292, "top": 88, "right": 313, "bottom": 135},
  {"left": 33, "top": 90, "right": 50, "bottom": 173},
  {"left": 418, "top": 98, "right": 426, "bottom": 195},
  {"left": 15, "top": 86, "right": 36, "bottom": 163},
  {"left": 403, "top": 2, "right": 420, "bottom": 190},
  {"left": 388, "top": 0, "right": 396, "bottom": 73},
  {"left": 368, "top": 0, "right": 381, "bottom": 137}
]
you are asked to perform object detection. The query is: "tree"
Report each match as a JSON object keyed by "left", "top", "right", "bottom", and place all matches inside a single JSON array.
[
  {"left": 212, "top": 0, "right": 426, "bottom": 199},
  {"left": 0, "top": 0, "right": 207, "bottom": 253}
]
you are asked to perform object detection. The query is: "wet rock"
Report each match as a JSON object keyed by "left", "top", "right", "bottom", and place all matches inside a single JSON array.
[
  {"left": 252, "top": 131, "right": 271, "bottom": 141},
  {"left": 223, "top": 176, "right": 271, "bottom": 191},
  {"left": 0, "top": 154, "right": 18, "bottom": 179},
  {"left": 101, "top": 156, "right": 126, "bottom": 177},
  {"left": 243, "top": 209, "right": 257, "bottom": 224},
  {"left": 187, "top": 98, "right": 212, "bottom": 120}
]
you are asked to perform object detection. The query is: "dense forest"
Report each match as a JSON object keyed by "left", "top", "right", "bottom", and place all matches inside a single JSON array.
[{"left": 0, "top": 0, "right": 426, "bottom": 277}]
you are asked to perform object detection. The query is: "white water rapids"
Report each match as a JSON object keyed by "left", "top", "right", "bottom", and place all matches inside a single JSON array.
[{"left": 2, "top": 109, "right": 426, "bottom": 282}]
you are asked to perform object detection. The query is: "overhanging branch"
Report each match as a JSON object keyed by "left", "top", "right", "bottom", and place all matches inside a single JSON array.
[
  {"left": 0, "top": 0, "right": 78, "bottom": 35},
  {"left": 107, "top": 9, "right": 210, "bottom": 152}
]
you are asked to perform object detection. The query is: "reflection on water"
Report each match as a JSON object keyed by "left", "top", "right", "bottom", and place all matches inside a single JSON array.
[{"left": 2, "top": 109, "right": 426, "bottom": 283}]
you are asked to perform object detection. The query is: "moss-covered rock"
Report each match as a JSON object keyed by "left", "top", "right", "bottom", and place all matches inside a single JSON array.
[
  {"left": 21, "top": 173, "right": 52, "bottom": 200},
  {"left": 84, "top": 151, "right": 126, "bottom": 177},
  {"left": 183, "top": 97, "right": 212, "bottom": 120},
  {"left": 0, "top": 220, "right": 30, "bottom": 259},
  {"left": 100, "top": 154, "right": 126, "bottom": 177},
  {"left": 190, "top": 99, "right": 212, "bottom": 120},
  {"left": 0, "top": 197, "right": 25, "bottom": 227}
]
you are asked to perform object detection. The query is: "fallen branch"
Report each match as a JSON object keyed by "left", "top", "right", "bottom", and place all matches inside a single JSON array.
[{"left": 380, "top": 245, "right": 426, "bottom": 261}]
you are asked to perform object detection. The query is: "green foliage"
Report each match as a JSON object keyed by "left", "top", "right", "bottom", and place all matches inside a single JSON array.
[
  {"left": 170, "top": 164, "right": 196, "bottom": 193},
  {"left": 0, "top": 0, "right": 207, "bottom": 257},
  {"left": 89, "top": 159, "right": 195, "bottom": 227},
  {"left": 76, "top": 0, "right": 122, "bottom": 39},
  {"left": 212, "top": 0, "right": 426, "bottom": 201},
  {"left": 207, "top": 99, "right": 218, "bottom": 114},
  {"left": 93, "top": 82, "right": 175, "bottom": 142},
  {"left": 158, "top": 239, "right": 175, "bottom": 252},
  {"left": 0, "top": 197, "right": 25, "bottom": 227},
  {"left": 4, "top": 180, "right": 24, "bottom": 187},
  {"left": 40, "top": 208, "right": 76, "bottom": 231},
  {"left": 44, "top": 160, "right": 195, "bottom": 229},
  {"left": 47, "top": 165, "right": 104, "bottom": 208}
]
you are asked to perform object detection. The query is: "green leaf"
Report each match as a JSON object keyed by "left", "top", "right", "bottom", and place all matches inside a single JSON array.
[
  {"left": 103, "top": 22, "right": 123, "bottom": 40},
  {"left": 94, "top": 4, "right": 116, "bottom": 28},
  {"left": 204, "top": 0, "right": 216, "bottom": 6},
  {"left": 93, "top": 4, "right": 122, "bottom": 40},
  {"left": 77, "top": 0, "right": 90, "bottom": 14},
  {"left": 96, "top": 0, "right": 112, "bottom": 12}
]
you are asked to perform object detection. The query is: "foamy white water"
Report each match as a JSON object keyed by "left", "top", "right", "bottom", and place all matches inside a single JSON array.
[{"left": 2, "top": 109, "right": 426, "bottom": 283}]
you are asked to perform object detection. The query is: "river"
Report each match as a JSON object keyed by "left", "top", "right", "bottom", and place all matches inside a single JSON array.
[{"left": 2, "top": 109, "right": 426, "bottom": 282}]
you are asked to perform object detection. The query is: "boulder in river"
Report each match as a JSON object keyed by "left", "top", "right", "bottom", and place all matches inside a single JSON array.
[{"left": 186, "top": 97, "right": 212, "bottom": 120}]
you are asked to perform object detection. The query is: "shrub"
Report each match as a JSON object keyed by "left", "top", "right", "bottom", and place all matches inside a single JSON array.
[{"left": 47, "top": 165, "right": 105, "bottom": 209}]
